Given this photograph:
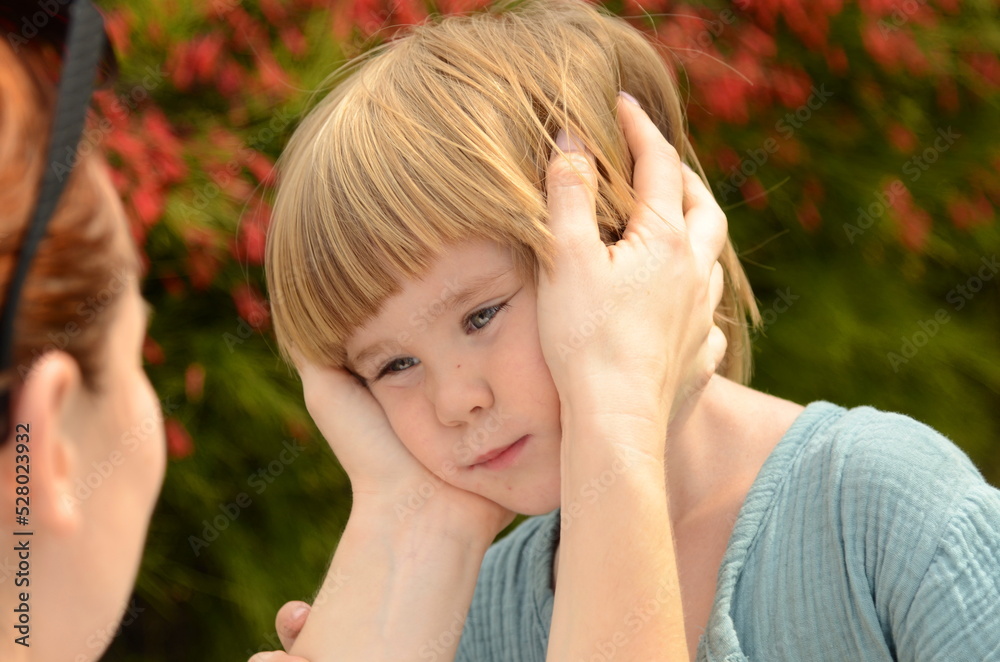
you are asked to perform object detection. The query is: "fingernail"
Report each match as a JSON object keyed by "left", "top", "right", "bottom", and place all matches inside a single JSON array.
[
  {"left": 555, "top": 128, "right": 587, "bottom": 153},
  {"left": 292, "top": 606, "right": 308, "bottom": 622},
  {"left": 619, "top": 91, "right": 641, "bottom": 107}
]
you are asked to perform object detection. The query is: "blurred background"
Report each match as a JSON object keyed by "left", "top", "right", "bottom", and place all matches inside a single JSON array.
[{"left": 86, "top": 0, "right": 999, "bottom": 658}]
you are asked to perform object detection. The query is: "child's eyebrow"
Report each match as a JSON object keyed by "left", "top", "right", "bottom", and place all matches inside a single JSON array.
[
  {"left": 349, "top": 267, "right": 513, "bottom": 371},
  {"left": 438, "top": 267, "right": 513, "bottom": 314}
]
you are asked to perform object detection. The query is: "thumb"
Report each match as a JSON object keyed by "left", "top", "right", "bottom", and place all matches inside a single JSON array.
[
  {"left": 545, "top": 128, "right": 602, "bottom": 269},
  {"left": 276, "top": 600, "right": 311, "bottom": 651}
]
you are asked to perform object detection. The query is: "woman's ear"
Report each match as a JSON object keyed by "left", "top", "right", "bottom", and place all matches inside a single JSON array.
[{"left": 0, "top": 351, "right": 85, "bottom": 536}]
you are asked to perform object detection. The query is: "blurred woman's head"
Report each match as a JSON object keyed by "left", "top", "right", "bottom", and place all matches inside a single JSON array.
[
  {"left": 267, "top": 0, "right": 759, "bottom": 382},
  {"left": 0, "top": 26, "right": 165, "bottom": 662}
]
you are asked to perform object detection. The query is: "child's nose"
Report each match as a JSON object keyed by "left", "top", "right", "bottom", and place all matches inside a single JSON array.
[{"left": 426, "top": 363, "right": 495, "bottom": 427}]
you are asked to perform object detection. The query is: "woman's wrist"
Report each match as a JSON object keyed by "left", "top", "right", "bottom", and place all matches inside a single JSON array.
[
  {"left": 557, "top": 368, "right": 673, "bottom": 434},
  {"left": 349, "top": 495, "right": 499, "bottom": 551}
]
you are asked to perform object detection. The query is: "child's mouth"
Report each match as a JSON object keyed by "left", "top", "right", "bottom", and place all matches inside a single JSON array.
[{"left": 469, "top": 435, "right": 530, "bottom": 470}]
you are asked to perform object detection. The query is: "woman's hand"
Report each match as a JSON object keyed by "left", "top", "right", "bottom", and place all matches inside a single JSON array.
[
  {"left": 293, "top": 352, "right": 515, "bottom": 543},
  {"left": 537, "top": 93, "right": 727, "bottom": 433}
]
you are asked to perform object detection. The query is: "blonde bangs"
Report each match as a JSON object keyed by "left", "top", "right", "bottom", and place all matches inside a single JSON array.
[{"left": 267, "top": 0, "right": 760, "bottom": 382}]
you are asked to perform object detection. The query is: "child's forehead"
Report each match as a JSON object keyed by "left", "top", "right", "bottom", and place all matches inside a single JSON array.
[
  {"left": 378, "top": 242, "right": 516, "bottom": 313},
  {"left": 346, "top": 240, "right": 519, "bottom": 345}
]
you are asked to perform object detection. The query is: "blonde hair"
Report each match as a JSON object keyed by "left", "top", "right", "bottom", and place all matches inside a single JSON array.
[{"left": 266, "top": 0, "right": 760, "bottom": 383}]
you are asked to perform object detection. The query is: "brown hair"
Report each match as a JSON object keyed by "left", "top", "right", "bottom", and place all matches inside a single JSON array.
[
  {"left": 267, "top": 0, "right": 760, "bottom": 382},
  {"left": 0, "top": 39, "right": 138, "bottom": 399}
]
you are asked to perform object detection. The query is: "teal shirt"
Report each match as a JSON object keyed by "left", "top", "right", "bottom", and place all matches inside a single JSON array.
[{"left": 455, "top": 401, "right": 1000, "bottom": 661}]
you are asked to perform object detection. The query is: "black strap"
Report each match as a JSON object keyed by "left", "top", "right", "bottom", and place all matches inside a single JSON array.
[{"left": 0, "top": 0, "right": 106, "bottom": 375}]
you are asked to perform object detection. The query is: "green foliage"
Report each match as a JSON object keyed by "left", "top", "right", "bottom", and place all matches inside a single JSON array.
[{"left": 92, "top": 0, "right": 999, "bottom": 659}]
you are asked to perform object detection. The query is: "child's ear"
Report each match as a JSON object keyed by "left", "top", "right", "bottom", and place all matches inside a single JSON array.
[{"left": 0, "top": 351, "right": 85, "bottom": 536}]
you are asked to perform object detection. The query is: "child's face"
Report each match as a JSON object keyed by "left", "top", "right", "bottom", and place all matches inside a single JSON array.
[{"left": 345, "top": 239, "right": 562, "bottom": 515}]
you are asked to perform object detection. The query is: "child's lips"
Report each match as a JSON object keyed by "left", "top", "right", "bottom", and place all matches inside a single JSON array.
[{"left": 469, "top": 435, "right": 530, "bottom": 470}]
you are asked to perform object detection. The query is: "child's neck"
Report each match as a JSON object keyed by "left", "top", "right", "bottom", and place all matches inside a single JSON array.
[
  {"left": 552, "top": 377, "right": 805, "bottom": 589},
  {"left": 664, "top": 375, "right": 804, "bottom": 525}
]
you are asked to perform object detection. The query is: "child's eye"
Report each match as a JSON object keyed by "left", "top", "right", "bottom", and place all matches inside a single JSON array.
[
  {"left": 465, "top": 302, "right": 510, "bottom": 332},
  {"left": 374, "top": 356, "right": 419, "bottom": 381}
]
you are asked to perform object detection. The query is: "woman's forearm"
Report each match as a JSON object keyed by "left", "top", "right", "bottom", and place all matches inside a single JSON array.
[
  {"left": 289, "top": 502, "right": 490, "bottom": 662},
  {"left": 547, "top": 400, "right": 687, "bottom": 662}
]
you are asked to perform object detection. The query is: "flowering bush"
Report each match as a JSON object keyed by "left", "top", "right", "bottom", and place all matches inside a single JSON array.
[{"left": 93, "top": 0, "right": 998, "bottom": 658}]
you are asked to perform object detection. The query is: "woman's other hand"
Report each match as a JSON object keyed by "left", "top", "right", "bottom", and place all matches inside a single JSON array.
[
  {"left": 292, "top": 350, "right": 515, "bottom": 543},
  {"left": 538, "top": 93, "right": 727, "bottom": 435}
]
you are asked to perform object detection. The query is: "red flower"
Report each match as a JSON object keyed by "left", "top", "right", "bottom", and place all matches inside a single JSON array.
[
  {"left": 969, "top": 53, "right": 1000, "bottom": 89},
  {"left": 142, "top": 110, "right": 188, "bottom": 182},
  {"left": 260, "top": 0, "right": 289, "bottom": 24},
  {"left": 187, "top": 251, "right": 222, "bottom": 290},
  {"left": 436, "top": 0, "right": 491, "bottom": 14},
  {"left": 888, "top": 185, "right": 931, "bottom": 251},
  {"left": 948, "top": 192, "right": 995, "bottom": 231},
  {"left": 739, "top": 26, "right": 778, "bottom": 59},
  {"left": 159, "top": 272, "right": 186, "bottom": 297},
  {"left": 238, "top": 219, "right": 268, "bottom": 266},
  {"left": 246, "top": 152, "right": 277, "bottom": 185},
  {"left": 280, "top": 26, "right": 308, "bottom": 58},
  {"left": 740, "top": 177, "right": 769, "bottom": 210},
  {"left": 936, "top": 77, "right": 960, "bottom": 114},
  {"left": 143, "top": 336, "right": 166, "bottom": 365},
  {"left": 802, "top": 177, "right": 825, "bottom": 206},
  {"left": 796, "top": 197, "right": 822, "bottom": 232},
  {"left": 389, "top": 0, "right": 428, "bottom": 27},
  {"left": 254, "top": 51, "right": 291, "bottom": 97},
  {"left": 770, "top": 67, "right": 812, "bottom": 109},
  {"left": 185, "top": 364, "right": 206, "bottom": 402},
  {"left": 715, "top": 147, "right": 742, "bottom": 172},
  {"left": 782, "top": 2, "right": 828, "bottom": 50},
  {"left": 101, "top": 8, "right": 133, "bottom": 58},
  {"left": 191, "top": 34, "right": 225, "bottom": 84},
  {"left": 168, "top": 42, "right": 194, "bottom": 92},
  {"left": 232, "top": 284, "right": 271, "bottom": 329},
  {"left": 825, "top": 47, "right": 849, "bottom": 75},
  {"left": 887, "top": 123, "right": 917, "bottom": 153},
  {"left": 218, "top": 60, "right": 247, "bottom": 97},
  {"left": 131, "top": 185, "right": 164, "bottom": 226},
  {"left": 165, "top": 418, "right": 195, "bottom": 460},
  {"left": 947, "top": 195, "right": 978, "bottom": 230},
  {"left": 286, "top": 418, "right": 310, "bottom": 441},
  {"left": 703, "top": 74, "right": 751, "bottom": 124}
]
